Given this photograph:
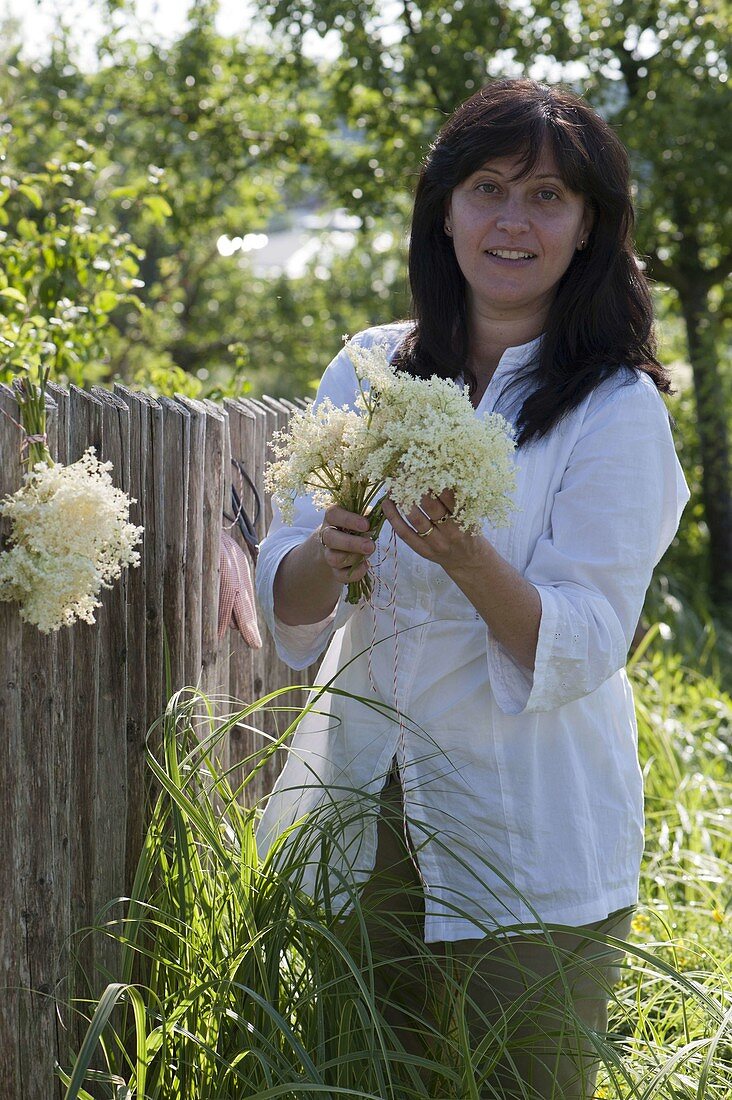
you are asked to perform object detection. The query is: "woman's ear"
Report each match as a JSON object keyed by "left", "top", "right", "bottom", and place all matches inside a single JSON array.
[
  {"left": 443, "top": 197, "right": 453, "bottom": 237},
  {"left": 578, "top": 204, "right": 595, "bottom": 249}
]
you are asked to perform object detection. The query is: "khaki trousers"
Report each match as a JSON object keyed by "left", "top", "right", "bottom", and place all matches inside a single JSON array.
[{"left": 341, "top": 770, "right": 632, "bottom": 1099}]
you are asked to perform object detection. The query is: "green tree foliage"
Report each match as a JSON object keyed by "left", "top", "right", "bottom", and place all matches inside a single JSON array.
[
  {"left": 1, "top": 5, "right": 329, "bottom": 388},
  {"left": 0, "top": 150, "right": 148, "bottom": 386},
  {"left": 0, "top": 2, "right": 412, "bottom": 398}
]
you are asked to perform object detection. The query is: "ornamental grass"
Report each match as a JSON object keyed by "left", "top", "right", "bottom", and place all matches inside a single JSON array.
[{"left": 59, "top": 634, "right": 731, "bottom": 1099}]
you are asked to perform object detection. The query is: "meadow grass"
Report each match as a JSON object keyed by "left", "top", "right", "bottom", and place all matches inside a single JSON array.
[{"left": 59, "top": 631, "right": 731, "bottom": 1099}]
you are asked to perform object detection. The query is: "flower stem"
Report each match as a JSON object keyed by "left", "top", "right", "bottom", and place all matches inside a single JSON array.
[
  {"left": 345, "top": 497, "right": 386, "bottom": 605},
  {"left": 17, "top": 366, "right": 53, "bottom": 467}
]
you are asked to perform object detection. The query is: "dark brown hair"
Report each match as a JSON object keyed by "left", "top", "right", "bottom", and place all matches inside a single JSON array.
[{"left": 394, "top": 78, "right": 671, "bottom": 444}]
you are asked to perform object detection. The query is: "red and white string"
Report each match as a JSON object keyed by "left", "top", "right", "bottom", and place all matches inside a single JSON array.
[{"left": 367, "top": 528, "right": 425, "bottom": 884}]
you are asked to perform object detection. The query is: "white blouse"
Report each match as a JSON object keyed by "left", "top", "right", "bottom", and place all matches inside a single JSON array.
[{"left": 255, "top": 323, "right": 690, "bottom": 942}]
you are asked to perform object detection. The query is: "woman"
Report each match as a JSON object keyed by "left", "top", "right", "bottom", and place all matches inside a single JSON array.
[{"left": 255, "top": 79, "right": 690, "bottom": 1098}]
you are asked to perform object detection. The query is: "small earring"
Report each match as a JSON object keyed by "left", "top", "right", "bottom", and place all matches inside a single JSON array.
[
  {"left": 578, "top": 239, "right": 586, "bottom": 250},
  {"left": 444, "top": 223, "right": 452, "bottom": 236}
]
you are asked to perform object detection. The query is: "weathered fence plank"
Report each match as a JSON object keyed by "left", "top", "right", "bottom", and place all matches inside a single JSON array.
[
  {"left": 0, "top": 385, "right": 28, "bottom": 1100},
  {"left": 201, "top": 400, "right": 226, "bottom": 704},
  {"left": 175, "top": 396, "right": 205, "bottom": 690},
  {"left": 90, "top": 388, "right": 131, "bottom": 985},
  {"left": 0, "top": 384, "right": 312, "bottom": 1099},
  {"left": 142, "top": 393, "right": 166, "bottom": 741},
  {"left": 260, "top": 397, "right": 303, "bottom": 781},
  {"left": 113, "top": 385, "right": 150, "bottom": 892},
  {"left": 159, "top": 397, "right": 190, "bottom": 698},
  {"left": 223, "top": 398, "right": 258, "bottom": 800},
  {"left": 45, "top": 382, "right": 72, "bottom": 1083},
  {"left": 240, "top": 395, "right": 268, "bottom": 727},
  {"left": 215, "top": 400, "right": 232, "bottom": 710},
  {"left": 16, "top": 393, "right": 60, "bottom": 1099},
  {"left": 67, "top": 386, "right": 104, "bottom": 1041},
  {"left": 241, "top": 397, "right": 282, "bottom": 799}
]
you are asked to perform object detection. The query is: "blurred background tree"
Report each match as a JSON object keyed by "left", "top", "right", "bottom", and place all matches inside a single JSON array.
[
  {"left": 0, "top": 152, "right": 150, "bottom": 387},
  {"left": 0, "top": 0, "right": 729, "bottom": 624}
]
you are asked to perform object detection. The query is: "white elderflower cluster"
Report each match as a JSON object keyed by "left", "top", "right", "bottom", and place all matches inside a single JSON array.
[
  {"left": 266, "top": 337, "right": 517, "bottom": 586},
  {"left": 0, "top": 449, "right": 143, "bottom": 633},
  {"left": 348, "top": 341, "right": 517, "bottom": 533},
  {"left": 265, "top": 397, "right": 373, "bottom": 524}
]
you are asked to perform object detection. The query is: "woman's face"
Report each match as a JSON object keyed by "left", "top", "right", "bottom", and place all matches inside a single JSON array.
[{"left": 444, "top": 148, "right": 593, "bottom": 324}]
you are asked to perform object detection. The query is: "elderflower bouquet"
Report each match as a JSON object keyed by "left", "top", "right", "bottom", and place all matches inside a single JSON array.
[
  {"left": 0, "top": 369, "right": 143, "bottom": 633},
  {"left": 265, "top": 338, "right": 517, "bottom": 604}
]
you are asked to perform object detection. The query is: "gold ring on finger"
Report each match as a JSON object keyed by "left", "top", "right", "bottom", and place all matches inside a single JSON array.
[{"left": 418, "top": 523, "right": 436, "bottom": 539}]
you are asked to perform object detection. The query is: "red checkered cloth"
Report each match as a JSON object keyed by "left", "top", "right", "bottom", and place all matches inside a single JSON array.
[{"left": 218, "top": 529, "right": 262, "bottom": 648}]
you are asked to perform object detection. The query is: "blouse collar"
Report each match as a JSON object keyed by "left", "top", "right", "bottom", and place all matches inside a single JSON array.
[
  {"left": 472, "top": 335, "right": 543, "bottom": 418},
  {"left": 492, "top": 334, "right": 543, "bottom": 383}
]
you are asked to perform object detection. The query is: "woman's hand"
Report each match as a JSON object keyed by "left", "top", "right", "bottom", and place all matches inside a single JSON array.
[
  {"left": 380, "top": 489, "right": 482, "bottom": 571},
  {"left": 382, "top": 489, "right": 541, "bottom": 670},
  {"left": 275, "top": 505, "right": 377, "bottom": 625},
  {"left": 317, "top": 505, "right": 378, "bottom": 587}
]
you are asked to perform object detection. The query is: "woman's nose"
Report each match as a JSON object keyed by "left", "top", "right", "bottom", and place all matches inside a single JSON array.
[{"left": 495, "top": 200, "right": 530, "bottom": 234}]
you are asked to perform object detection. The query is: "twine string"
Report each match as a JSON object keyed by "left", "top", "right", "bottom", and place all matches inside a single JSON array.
[
  {"left": 386, "top": 534, "right": 418, "bottom": 878},
  {"left": 20, "top": 433, "right": 48, "bottom": 459},
  {"left": 366, "top": 529, "right": 398, "bottom": 692},
  {"left": 365, "top": 529, "right": 423, "bottom": 883},
  {"left": 0, "top": 405, "right": 48, "bottom": 460},
  {"left": 366, "top": 534, "right": 387, "bottom": 693},
  {"left": 364, "top": 528, "right": 404, "bottom": 742}
]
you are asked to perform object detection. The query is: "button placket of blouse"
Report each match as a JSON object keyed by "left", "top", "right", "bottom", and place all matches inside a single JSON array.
[
  {"left": 394, "top": 616, "right": 429, "bottom": 716},
  {"left": 480, "top": 357, "right": 516, "bottom": 415}
]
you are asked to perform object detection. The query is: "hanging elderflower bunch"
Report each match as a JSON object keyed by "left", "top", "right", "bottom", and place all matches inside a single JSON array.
[
  {"left": 0, "top": 370, "right": 143, "bottom": 633},
  {"left": 265, "top": 339, "right": 517, "bottom": 604}
]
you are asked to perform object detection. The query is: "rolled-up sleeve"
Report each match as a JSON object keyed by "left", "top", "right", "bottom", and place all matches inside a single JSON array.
[
  {"left": 487, "top": 376, "right": 690, "bottom": 715},
  {"left": 256, "top": 497, "right": 356, "bottom": 669}
]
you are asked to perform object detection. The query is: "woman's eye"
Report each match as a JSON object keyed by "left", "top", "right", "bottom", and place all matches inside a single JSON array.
[
  {"left": 538, "top": 189, "right": 559, "bottom": 201},
  {"left": 476, "top": 182, "right": 498, "bottom": 194}
]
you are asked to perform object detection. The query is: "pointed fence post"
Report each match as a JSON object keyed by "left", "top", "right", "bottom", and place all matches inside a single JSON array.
[
  {"left": 159, "top": 397, "right": 190, "bottom": 698},
  {"left": 223, "top": 398, "right": 259, "bottom": 801}
]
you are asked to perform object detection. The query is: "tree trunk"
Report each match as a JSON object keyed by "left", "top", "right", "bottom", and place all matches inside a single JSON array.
[{"left": 680, "top": 284, "right": 732, "bottom": 621}]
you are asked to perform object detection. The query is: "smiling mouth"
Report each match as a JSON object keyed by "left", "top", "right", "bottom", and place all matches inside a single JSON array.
[{"left": 486, "top": 249, "right": 536, "bottom": 259}]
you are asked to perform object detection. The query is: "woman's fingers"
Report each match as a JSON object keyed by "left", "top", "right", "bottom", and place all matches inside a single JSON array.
[
  {"left": 318, "top": 506, "right": 376, "bottom": 583},
  {"left": 435, "top": 488, "right": 456, "bottom": 516},
  {"left": 418, "top": 490, "right": 454, "bottom": 525},
  {"left": 317, "top": 495, "right": 455, "bottom": 579},
  {"left": 381, "top": 492, "right": 465, "bottom": 561},
  {"left": 331, "top": 559, "right": 370, "bottom": 584},
  {"left": 381, "top": 497, "right": 420, "bottom": 540},
  {"left": 324, "top": 504, "right": 371, "bottom": 533},
  {"left": 319, "top": 523, "right": 375, "bottom": 560},
  {"left": 382, "top": 491, "right": 454, "bottom": 536}
]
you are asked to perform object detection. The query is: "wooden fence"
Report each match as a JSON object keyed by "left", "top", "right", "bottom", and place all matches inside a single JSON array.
[{"left": 0, "top": 382, "right": 309, "bottom": 1100}]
